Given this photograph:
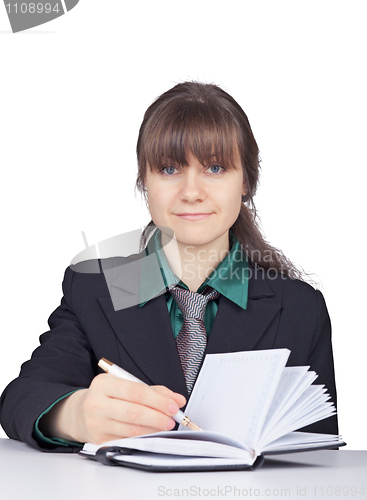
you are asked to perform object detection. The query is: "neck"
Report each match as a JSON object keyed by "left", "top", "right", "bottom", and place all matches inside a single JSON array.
[{"left": 161, "top": 232, "right": 230, "bottom": 292}]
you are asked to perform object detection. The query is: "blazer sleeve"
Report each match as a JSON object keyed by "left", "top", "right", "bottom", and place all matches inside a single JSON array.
[
  {"left": 0, "top": 267, "right": 97, "bottom": 452},
  {"left": 299, "top": 289, "right": 339, "bottom": 436}
]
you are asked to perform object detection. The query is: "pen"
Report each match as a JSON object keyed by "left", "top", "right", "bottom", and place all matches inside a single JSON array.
[{"left": 98, "top": 358, "right": 202, "bottom": 431}]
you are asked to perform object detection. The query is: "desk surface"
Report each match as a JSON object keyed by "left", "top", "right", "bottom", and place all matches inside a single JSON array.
[{"left": 1, "top": 439, "right": 366, "bottom": 500}]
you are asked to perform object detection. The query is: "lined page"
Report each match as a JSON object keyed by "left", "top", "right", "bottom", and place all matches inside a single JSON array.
[
  {"left": 259, "top": 367, "right": 316, "bottom": 443},
  {"left": 180, "top": 349, "right": 290, "bottom": 448},
  {"left": 263, "top": 431, "right": 343, "bottom": 453},
  {"left": 260, "top": 386, "right": 334, "bottom": 446}
]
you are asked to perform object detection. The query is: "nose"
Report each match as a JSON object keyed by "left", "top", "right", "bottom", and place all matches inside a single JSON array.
[{"left": 179, "top": 169, "right": 206, "bottom": 203}]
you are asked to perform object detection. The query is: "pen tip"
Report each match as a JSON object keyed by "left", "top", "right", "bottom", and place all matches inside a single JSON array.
[
  {"left": 181, "top": 415, "right": 202, "bottom": 431},
  {"left": 187, "top": 421, "right": 202, "bottom": 432}
]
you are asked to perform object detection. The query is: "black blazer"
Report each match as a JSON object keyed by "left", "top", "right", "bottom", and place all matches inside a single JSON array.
[{"left": 0, "top": 259, "right": 338, "bottom": 451}]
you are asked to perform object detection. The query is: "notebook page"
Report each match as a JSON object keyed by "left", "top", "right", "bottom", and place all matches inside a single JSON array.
[
  {"left": 263, "top": 431, "right": 342, "bottom": 453},
  {"left": 112, "top": 453, "right": 254, "bottom": 468},
  {"left": 82, "top": 430, "right": 252, "bottom": 457},
  {"left": 260, "top": 389, "right": 334, "bottom": 446},
  {"left": 276, "top": 387, "right": 331, "bottom": 430},
  {"left": 260, "top": 368, "right": 317, "bottom": 443},
  {"left": 260, "top": 367, "right": 310, "bottom": 431},
  {"left": 180, "top": 349, "right": 290, "bottom": 448}
]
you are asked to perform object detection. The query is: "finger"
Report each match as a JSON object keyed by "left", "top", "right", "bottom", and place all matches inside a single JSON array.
[
  {"left": 80, "top": 396, "right": 175, "bottom": 444},
  {"left": 94, "top": 375, "right": 181, "bottom": 416},
  {"left": 102, "top": 397, "right": 176, "bottom": 432},
  {"left": 152, "top": 386, "right": 186, "bottom": 407},
  {"left": 108, "top": 418, "right": 175, "bottom": 439}
]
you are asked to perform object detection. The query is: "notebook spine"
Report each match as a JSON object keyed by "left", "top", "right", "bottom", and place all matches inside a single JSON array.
[{"left": 95, "top": 446, "right": 133, "bottom": 466}]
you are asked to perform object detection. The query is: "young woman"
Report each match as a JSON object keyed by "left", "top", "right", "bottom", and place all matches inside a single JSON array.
[{"left": 0, "top": 82, "right": 338, "bottom": 451}]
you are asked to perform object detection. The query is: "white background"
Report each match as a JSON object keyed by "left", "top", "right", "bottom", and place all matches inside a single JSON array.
[{"left": 0, "top": 1, "right": 366, "bottom": 449}]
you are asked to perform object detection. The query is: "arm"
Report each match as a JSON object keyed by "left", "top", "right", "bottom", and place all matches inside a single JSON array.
[
  {"left": 0, "top": 267, "right": 185, "bottom": 451},
  {"left": 38, "top": 375, "right": 184, "bottom": 445},
  {"left": 301, "top": 289, "right": 339, "bottom": 435},
  {"left": 0, "top": 267, "right": 93, "bottom": 451}
]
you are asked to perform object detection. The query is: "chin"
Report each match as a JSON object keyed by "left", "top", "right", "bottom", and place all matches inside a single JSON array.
[{"left": 174, "top": 229, "right": 224, "bottom": 249}]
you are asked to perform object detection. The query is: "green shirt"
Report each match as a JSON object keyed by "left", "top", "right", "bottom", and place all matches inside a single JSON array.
[
  {"left": 34, "top": 228, "right": 250, "bottom": 446},
  {"left": 139, "top": 228, "right": 249, "bottom": 338}
]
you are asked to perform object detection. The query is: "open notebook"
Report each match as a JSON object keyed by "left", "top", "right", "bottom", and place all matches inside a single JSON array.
[{"left": 80, "top": 349, "right": 344, "bottom": 471}]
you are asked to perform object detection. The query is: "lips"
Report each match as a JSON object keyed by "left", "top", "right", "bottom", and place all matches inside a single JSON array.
[{"left": 175, "top": 213, "right": 213, "bottom": 221}]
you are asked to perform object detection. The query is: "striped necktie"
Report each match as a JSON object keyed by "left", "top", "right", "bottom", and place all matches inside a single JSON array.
[{"left": 167, "top": 285, "right": 221, "bottom": 394}]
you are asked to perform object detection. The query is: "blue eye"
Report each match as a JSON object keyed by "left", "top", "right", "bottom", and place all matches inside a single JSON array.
[
  {"left": 160, "top": 164, "right": 225, "bottom": 176},
  {"left": 161, "top": 165, "right": 177, "bottom": 175},
  {"left": 208, "top": 164, "right": 224, "bottom": 174}
]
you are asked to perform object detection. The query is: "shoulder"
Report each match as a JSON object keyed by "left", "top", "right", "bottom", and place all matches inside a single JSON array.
[
  {"left": 61, "top": 251, "right": 145, "bottom": 302},
  {"left": 67, "top": 251, "right": 145, "bottom": 277},
  {"left": 249, "top": 265, "right": 327, "bottom": 317},
  {"left": 248, "top": 264, "right": 320, "bottom": 301},
  {"left": 280, "top": 274, "right": 326, "bottom": 312},
  {"left": 281, "top": 274, "right": 320, "bottom": 301},
  {"left": 258, "top": 267, "right": 320, "bottom": 299},
  {"left": 264, "top": 271, "right": 329, "bottom": 325}
]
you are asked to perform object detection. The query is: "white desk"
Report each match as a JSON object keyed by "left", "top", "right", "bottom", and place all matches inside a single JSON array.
[{"left": 0, "top": 438, "right": 366, "bottom": 500}]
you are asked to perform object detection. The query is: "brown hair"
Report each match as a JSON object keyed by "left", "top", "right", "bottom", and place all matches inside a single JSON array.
[{"left": 135, "top": 81, "right": 303, "bottom": 280}]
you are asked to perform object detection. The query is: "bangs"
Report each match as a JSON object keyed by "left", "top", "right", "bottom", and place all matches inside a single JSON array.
[{"left": 141, "top": 100, "right": 243, "bottom": 171}]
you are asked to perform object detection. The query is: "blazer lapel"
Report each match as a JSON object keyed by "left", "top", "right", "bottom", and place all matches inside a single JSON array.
[
  {"left": 98, "top": 295, "right": 188, "bottom": 399},
  {"left": 207, "top": 272, "right": 282, "bottom": 354}
]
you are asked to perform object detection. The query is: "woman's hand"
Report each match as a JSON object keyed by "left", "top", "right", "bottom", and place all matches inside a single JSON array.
[{"left": 39, "top": 374, "right": 186, "bottom": 444}]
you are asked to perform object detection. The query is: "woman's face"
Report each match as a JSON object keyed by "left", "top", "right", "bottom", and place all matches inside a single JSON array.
[{"left": 145, "top": 149, "right": 245, "bottom": 250}]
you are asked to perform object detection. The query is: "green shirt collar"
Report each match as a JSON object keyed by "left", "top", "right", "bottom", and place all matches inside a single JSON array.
[{"left": 138, "top": 228, "right": 249, "bottom": 310}]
